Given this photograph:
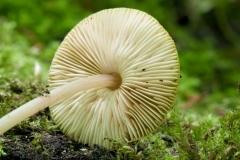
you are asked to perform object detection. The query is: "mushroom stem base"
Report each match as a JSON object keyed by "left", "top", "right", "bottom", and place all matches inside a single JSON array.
[{"left": 0, "top": 74, "right": 120, "bottom": 135}]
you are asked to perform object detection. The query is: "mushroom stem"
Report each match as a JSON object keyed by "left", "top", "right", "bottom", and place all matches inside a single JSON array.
[{"left": 0, "top": 74, "right": 121, "bottom": 135}]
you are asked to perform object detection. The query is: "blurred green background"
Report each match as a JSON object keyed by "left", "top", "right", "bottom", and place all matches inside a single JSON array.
[{"left": 0, "top": 0, "right": 239, "bottom": 116}]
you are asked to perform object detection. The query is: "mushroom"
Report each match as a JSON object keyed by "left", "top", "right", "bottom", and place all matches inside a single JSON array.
[{"left": 0, "top": 8, "right": 180, "bottom": 149}]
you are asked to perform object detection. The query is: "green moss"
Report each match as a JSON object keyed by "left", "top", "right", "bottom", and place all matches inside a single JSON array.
[
  {"left": 30, "top": 132, "right": 49, "bottom": 155},
  {"left": 0, "top": 139, "right": 7, "bottom": 157},
  {"left": 105, "top": 108, "right": 240, "bottom": 159}
]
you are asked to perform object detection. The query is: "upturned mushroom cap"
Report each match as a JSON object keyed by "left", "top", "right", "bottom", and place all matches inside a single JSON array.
[{"left": 48, "top": 8, "right": 180, "bottom": 149}]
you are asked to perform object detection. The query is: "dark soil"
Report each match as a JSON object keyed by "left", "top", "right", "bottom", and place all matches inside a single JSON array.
[{"left": 0, "top": 128, "right": 115, "bottom": 160}]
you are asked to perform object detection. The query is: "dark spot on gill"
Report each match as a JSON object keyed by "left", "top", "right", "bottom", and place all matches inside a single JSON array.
[{"left": 45, "top": 89, "right": 50, "bottom": 95}]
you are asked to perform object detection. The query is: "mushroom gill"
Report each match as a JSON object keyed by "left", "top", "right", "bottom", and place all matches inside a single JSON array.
[{"left": 49, "top": 8, "right": 180, "bottom": 149}]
